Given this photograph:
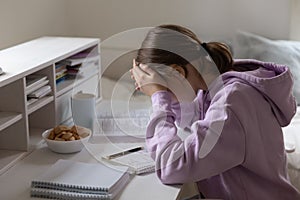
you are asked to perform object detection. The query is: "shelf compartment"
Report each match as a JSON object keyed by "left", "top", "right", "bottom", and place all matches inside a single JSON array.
[
  {"left": 56, "top": 62, "right": 99, "bottom": 96},
  {"left": 0, "top": 112, "right": 22, "bottom": 132},
  {"left": 27, "top": 96, "right": 54, "bottom": 115},
  {"left": 0, "top": 150, "right": 27, "bottom": 175},
  {"left": 55, "top": 74, "right": 99, "bottom": 125}
]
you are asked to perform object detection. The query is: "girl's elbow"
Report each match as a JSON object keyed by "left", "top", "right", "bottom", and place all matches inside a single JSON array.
[
  {"left": 156, "top": 166, "right": 190, "bottom": 185},
  {"left": 157, "top": 170, "right": 182, "bottom": 185}
]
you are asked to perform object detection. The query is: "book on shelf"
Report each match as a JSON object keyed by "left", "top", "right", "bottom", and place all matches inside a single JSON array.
[
  {"left": 55, "top": 65, "right": 67, "bottom": 74},
  {"left": 66, "top": 64, "right": 81, "bottom": 76},
  {"left": 27, "top": 85, "right": 51, "bottom": 98},
  {"left": 62, "top": 54, "right": 99, "bottom": 66},
  {"left": 55, "top": 70, "right": 67, "bottom": 79},
  {"left": 30, "top": 159, "right": 130, "bottom": 200},
  {"left": 26, "top": 75, "right": 48, "bottom": 94},
  {"left": 27, "top": 98, "right": 39, "bottom": 106},
  {"left": 0, "top": 67, "right": 3, "bottom": 75},
  {"left": 56, "top": 76, "right": 67, "bottom": 84},
  {"left": 55, "top": 62, "right": 67, "bottom": 69},
  {"left": 55, "top": 71, "right": 67, "bottom": 83},
  {"left": 26, "top": 79, "right": 49, "bottom": 95},
  {"left": 67, "top": 69, "right": 81, "bottom": 76}
]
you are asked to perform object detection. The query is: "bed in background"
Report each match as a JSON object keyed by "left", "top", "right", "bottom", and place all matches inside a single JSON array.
[{"left": 100, "top": 30, "right": 300, "bottom": 191}]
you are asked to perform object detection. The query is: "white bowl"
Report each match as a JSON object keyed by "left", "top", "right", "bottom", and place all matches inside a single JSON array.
[{"left": 42, "top": 128, "right": 91, "bottom": 154}]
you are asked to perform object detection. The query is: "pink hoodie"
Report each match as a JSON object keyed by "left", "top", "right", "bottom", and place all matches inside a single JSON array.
[{"left": 146, "top": 59, "right": 300, "bottom": 199}]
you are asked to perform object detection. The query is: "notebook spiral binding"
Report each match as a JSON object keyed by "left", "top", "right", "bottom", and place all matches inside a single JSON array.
[
  {"left": 31, "top": 188, "right": 112, "bottom": 200},
  {"left": 31, "top": 181, "right": 109, "bottom": 194}
]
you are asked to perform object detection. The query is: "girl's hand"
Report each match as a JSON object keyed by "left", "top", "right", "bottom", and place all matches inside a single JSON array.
[{"left": 130, "top": 60, "right": 167, "bottom": 97}]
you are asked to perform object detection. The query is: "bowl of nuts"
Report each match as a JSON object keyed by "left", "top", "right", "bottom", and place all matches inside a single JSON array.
[{"left": 42, "top": 125, "right": 91, "bottom": 153}]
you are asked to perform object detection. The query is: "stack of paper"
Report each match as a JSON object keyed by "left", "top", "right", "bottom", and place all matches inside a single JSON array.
[
  {"left": 31, "top": 159, "right": 130, "bottom": 200},
  {"left": 26, "top": 75, "right": 48, "bottom": 94},
  {"left": 26, "top": 75, "right": 52, "bottom": 105},
  {"left": 27, "top": 85, "right": 51, "bottom": 98}
]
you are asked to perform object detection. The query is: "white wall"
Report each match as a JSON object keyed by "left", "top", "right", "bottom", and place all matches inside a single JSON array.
[
  {"left": 0, "top": 0, "right": 69, "bottom": 50},
  {"left": 63, "top": 0, "right": 293, "bottom": 79},
  {"left": 66, "top": 0, "right": 292, "bottom": 42},
  {"left": 290, "top": 0, "right": 300, "bottom": 41},
  {"left": 0, "top": 0, "right": 294, "bottom": 50}
]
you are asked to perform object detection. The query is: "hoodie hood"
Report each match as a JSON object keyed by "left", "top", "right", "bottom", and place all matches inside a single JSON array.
[{"left": 220, "top": 59, "right": 297, "bottom": 127}]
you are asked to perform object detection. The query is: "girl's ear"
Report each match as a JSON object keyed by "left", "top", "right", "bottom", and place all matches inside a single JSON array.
[{"left": 171, "top": 64, "right": 186, "bottom": 77}]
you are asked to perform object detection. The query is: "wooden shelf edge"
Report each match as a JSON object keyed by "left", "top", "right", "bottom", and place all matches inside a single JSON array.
[
  {"left": 0, "top": 150, "right": 28, "bottom": 175},
  {"left": 0, "top": 112, "right": 23, "bottom": 132},
  {"left": 0, "top": 128, "right": 47, "bottom": 176},
  {"left": 27, "top": 96, "right": 54, "bottom": 115}
]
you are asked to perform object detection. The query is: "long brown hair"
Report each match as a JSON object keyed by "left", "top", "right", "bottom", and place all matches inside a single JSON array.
[{"left": 136, "top": 24, "right": 233, "bottom": 74}]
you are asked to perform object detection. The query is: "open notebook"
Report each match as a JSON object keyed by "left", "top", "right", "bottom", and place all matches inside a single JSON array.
[
  {"left": 31, "top": 159, "right": 130, "bottom": 199},
  {"left": 102, "top": 147, "right": 155, "bottom": 175},
  {"left": 93, "top": 106, "right": 155, "bottom": 174}
]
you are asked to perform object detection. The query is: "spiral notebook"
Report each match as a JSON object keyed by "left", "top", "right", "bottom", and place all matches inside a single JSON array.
[
  {"left": 103, "top": 148, "right": 155, "bottom": 175},
  {"left": 31, "top": 159, "right": 130, "bottom": 199}
]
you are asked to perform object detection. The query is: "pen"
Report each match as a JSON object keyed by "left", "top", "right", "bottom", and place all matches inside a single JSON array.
[{"left": 106, "top": 146, "right": 144, "bottom": 160}]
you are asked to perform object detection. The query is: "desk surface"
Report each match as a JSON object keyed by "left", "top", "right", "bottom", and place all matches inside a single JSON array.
[
  {"left": 0, "top": 99, "right": 186, "bottom": 200},
  {"left": 0, "top": 136, "right": 181, "bottom": 200}
]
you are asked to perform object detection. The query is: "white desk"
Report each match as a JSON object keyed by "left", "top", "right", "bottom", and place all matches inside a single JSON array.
[
  {"left": 0, "top": 99, "right": 201, "bottom": 200},
  {"left": 0, "top": 140, "right": 181, "bottom": 200}
]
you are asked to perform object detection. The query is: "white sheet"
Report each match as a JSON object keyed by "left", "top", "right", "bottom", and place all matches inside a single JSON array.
[{"left": 283, "top": 106, "right": 300, "bottom": 190}]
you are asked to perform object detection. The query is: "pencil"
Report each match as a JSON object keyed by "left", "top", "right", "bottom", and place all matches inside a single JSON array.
[{"left": 106, "top": 146, "right": 144, "bottom": 159}]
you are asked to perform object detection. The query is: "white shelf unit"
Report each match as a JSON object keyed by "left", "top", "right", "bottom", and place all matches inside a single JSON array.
[
  {"left": 0, "top": 112, "right": 23, "bottom": 132},
  {"left": 0, "top": 37, "right": 101, "bottom": 175}
]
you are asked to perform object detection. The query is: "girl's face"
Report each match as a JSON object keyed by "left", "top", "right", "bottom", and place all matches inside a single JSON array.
[
  {"left": 184, "top": 64, "right": 208, "bottom": 91},
  {"left": 169, "top": 63, "right": 208, "bottom": 93},
  {"left": 162, "top": 63, "right": 207, "bottom": 102}
]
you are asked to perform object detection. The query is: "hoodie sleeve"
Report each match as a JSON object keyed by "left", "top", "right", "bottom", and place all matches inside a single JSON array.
[
  {"left": 146, "top": 90, "right": 246, "bottom": 184},
  {"left": 170, "top": 99, "right": 200, "bottom": 130}
]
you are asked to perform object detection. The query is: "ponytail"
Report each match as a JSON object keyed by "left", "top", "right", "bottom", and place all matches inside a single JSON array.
[{"left": 201, "top": 42, "right": 233, "bottom": 74}]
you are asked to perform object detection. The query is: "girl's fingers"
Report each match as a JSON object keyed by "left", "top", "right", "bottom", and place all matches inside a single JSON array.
[
  {"left": 139, "top": 64, "right": 156, "bottom": 75},
  {"left": 131, "top": 67, "right": 139, "bottom": 79},
  {"left": 129, "top": 69, "right": 135, "bottom": 80},
  {"left": 134, "top": 82, "right": 140, "bottom": 90},
  {"left": 132, "top": 64, "right": 150, "bottom": 76},
  {"left": 133, "top": 59, "right": 140, "bottom": 67},
  {"left": 131, "top": 75, "right": 135, "bottom": 81}
]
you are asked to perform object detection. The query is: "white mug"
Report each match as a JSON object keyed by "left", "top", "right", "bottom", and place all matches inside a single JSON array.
[{"left": 71, "top": 93, "right": 96, "bottom": 133}]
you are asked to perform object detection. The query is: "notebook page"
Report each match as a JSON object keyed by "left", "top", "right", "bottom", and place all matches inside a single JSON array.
[
  {"left": 109, "top": 151, "right": 155, "bottom": 174},
  {"left": 32, "top": 159, "right": 129, "bottom": 191},
  {"left": 96, "top": 108, "right": 150, "bottom": 135}
]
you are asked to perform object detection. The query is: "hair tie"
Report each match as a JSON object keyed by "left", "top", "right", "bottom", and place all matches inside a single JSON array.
[
  {"left": 201, "top": 42, "right": 207, "bottom": 50},
  {"left": 201, "top": 42, "right": 211, "bottom": 55}
]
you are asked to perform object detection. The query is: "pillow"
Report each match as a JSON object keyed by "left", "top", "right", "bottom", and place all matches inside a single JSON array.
[{"left": 233, "top": 31, "right": 300, "bottom": 105}]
